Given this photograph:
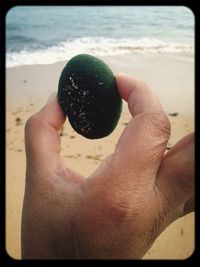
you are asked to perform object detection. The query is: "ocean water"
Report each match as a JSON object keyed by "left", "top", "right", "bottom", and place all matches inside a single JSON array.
[{"left": 6, "top": 6, "right": 194, "bottom": 67}]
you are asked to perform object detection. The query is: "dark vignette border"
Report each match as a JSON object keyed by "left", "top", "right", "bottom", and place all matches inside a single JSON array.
[{"left": 0, "top": 0, "right": 199, "bottom": 266}]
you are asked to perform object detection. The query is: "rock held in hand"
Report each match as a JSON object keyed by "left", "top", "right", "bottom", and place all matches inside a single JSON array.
[{"left": 57, "top": 54, "right": 122, "bottom": 139}]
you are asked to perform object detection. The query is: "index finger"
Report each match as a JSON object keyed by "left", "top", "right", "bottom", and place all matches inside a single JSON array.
[
  {"left": 116, "top": 73, "right": 163, "bottom": 115},
  {"left": 114, "top": 73, "right": 171, "bottom": 179}
]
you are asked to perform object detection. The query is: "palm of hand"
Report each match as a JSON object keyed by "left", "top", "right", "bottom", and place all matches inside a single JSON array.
[{"left": 22, "top": 74, "right": 194, "bottom": 259}]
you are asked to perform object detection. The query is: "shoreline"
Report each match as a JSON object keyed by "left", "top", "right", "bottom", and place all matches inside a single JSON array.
[
  {"left": 6, "top": 52, "right": 194, "bottom": 116},
  {"left": 6, "top": 51, "right": 194, "bottom": 69}
]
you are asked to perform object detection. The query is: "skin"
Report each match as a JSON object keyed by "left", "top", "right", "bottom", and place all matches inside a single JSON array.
[{"left": 22, "top": 73, "right": 194, "bottom": 259}]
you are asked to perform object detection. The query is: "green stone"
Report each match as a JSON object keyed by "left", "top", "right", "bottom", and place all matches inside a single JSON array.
[{"left": 57, "top": 54, "right": 122, "bottom": 139}]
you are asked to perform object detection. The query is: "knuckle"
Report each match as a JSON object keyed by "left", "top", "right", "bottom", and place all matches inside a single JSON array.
[
  {"left": 104, "top": 199, "right": 132, "bottom": 223},
  {"left": 146, "top": 109, "right": 171, "bottom": 140},
  {"left": 25, "top": 115, "right": 36, "bottom": 133},
  {"left": 85, "top": 191, "right": 131, "bottom": 225},
  {"left": 24, "top": 115, "right": 45, "bottom": 154},
  {"left": 137, "top": 109, "right": 171, "bottom": 165},
  {"left": 25, "top": 114, "right": 42, "bottom": 136},
  {"left": 98, "top": 189, "right": 138, "bottom": 224}
]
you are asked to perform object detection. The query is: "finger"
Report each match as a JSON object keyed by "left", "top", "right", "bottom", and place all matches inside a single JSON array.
[
  {"left": 156, "top": 133, "right": 194, "bottom": 214},
  {"left": 25, "top": 93, "right": 66, "bottom": 165},
  {"left": 114, "top": 74, "right": 171, "bottom": 180},
  {"left": 117, "top": 73, "right": 162, "bottom": 114}
]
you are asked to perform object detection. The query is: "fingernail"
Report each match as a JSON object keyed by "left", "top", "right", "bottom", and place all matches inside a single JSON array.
[{"left": 116, "top": 72, "right": 128, "bottom": 77}]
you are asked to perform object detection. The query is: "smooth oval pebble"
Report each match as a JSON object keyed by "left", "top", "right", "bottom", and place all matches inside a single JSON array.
[{"left": 57, "top": 54, "right": 122, "bottom": 139}]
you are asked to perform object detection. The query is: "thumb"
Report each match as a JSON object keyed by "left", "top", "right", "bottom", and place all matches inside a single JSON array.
[
  {"left": 25, "top": 93, "right": 66, "bottom": 166},
  {"left": 115, "top": 73, "right": 171, "bottom": 183}
]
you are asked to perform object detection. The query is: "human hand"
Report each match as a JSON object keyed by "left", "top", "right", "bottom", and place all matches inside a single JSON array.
[{"left": 22, "top": 73, "right": 194, "bottom": 259}]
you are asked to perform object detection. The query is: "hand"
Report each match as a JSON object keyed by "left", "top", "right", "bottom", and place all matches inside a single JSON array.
[{"left": 22, "top": 73, "right": 194, "bottom": 259}]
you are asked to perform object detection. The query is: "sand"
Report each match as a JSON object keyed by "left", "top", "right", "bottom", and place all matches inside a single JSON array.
[{"left": 6, "top": 53, "right": 195, "bottom": 259}]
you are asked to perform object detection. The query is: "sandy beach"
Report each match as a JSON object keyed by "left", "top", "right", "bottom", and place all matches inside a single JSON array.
[{"left": 6, "top": 53, "right": 194, "bottom": 259}]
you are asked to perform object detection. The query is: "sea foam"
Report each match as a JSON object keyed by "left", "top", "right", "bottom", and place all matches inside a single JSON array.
[{"left": 6, "top": 37, "right": 194, "bottom": 67}]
